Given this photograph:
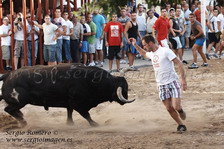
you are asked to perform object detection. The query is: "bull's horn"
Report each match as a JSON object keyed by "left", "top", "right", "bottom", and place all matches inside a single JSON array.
[{"left": 117, "top": 87, "right": 135, "bottom": 103}]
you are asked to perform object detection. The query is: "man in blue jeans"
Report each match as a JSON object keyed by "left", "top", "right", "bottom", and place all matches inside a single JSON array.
[
  {"left": 62, "top": 11, "right": 73, "bottom": 63},
  {"left": 188, "top": 13, "right": 208, "bottom": 69},
  {"left": 27, "top": 13, "right": 39, "bottom": 66},
  {"left": 53, "top": 9, "right": 67, "bottom": 64}
]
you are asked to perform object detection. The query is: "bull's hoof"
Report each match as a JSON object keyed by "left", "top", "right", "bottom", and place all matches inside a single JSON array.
[
  {"left": 90, "top": 121, "right": 99, "bottom": 127},
  {"left": 67, "top": 120, "right": 74, "bottom": 125}
]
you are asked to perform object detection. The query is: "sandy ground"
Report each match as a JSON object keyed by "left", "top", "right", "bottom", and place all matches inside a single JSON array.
[{"left": 0, "top": 59, "right": 224, "bottom": 149}]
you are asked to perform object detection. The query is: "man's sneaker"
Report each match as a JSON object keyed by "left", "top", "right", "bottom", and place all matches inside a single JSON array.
[
  {"left": 178, "top": 110, "right": 186, "bottom": 120},
  {"left": 88, "top": 62, "right": 96, "bottom": 66},
  {"left": 201, "top": 63, "right": 208, "bottom": 67},
  {"left": 97, "top": 62, "right": 103, "bottom": 67},
  {"left": 128, "top": 65, "right": 138, "bottom": 71},
  {"left": 213, "top": 53, "right": 219, "bottom": 58},
  {"left": 177, "top": 125, "right": 187, "bottom": 132},
  {"left": 182, "top": 60, "right": 188, "bottom": 64},
  {"left": 205, "top": 53, "right": 210, "bottom": 60},
  {"left": 95, "top": 61, "right": 98, "bottom": 65},
  {"left": 188, "top": 63, "right": 199, "bottom": 69},
  {"left": 120, "top": 59, "right": 127, "bottom": 64}
]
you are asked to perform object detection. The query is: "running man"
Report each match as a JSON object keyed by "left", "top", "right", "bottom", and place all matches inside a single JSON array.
[{"left": 130, "top": 35, "right": 187, "bottom": 132}]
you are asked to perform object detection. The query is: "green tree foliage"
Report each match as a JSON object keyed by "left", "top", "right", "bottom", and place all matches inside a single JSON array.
[{"left": 216, "top": 0, "right": 224, "bottom": 6}]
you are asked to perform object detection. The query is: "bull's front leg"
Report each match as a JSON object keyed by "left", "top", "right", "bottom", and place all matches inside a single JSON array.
[
  {"left": 78, "top": 111, "right": 99, "bottom": 127},
  {"left": 66, "top": 108, "right": 74, "bottom": 125}
]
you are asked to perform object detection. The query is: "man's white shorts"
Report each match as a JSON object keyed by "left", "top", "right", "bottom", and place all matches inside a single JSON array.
[
  {"left": 159, "top": 39, "right": 169, "bottom": 48},
  {"left": 95, "top": 38, "right": 103, "bottom": 50},
  {"left": 172, "top": 36, "right": 182, "bottom": 49}
]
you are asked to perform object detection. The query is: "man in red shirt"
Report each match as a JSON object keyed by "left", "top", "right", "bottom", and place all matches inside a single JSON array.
[
  {"left": 152, "top": 8, "right": 171, "bottom": 48},
  {"left": 194, "top": 2, "right": 201, "bottom": 22},
  {"left": 104, "top": 13, "right": 124, "bottom": 72}
]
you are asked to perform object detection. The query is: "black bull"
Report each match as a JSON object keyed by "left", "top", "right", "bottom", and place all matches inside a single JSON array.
[{"left": 0, "top": 64, "right": 135, "bottom": 127}]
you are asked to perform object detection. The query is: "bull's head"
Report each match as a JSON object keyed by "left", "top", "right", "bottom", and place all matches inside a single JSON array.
[{"left": 114, "top": 77, "right": 135, "bottom": 105}]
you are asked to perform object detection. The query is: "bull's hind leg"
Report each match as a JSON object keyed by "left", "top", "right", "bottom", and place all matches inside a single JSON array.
[
  {"left": 67, "top": 108, "right": 74, "bottom": 125},
  {"left": 4, "top": 105, "right": 27, "bottom": 127},
  {"left": 78, "top": 111, "right": 99, "bottom": 127}
]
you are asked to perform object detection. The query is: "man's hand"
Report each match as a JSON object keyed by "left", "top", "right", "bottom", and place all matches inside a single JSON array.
[
  {"left": 129, "top": 38, "right": 136, "bottom": 45},
  {"left": 105, "top": 41, "right": 109, "bottom": 47},
  {"left": 120, "top": 42, "right": 123, "bottom": 48}
]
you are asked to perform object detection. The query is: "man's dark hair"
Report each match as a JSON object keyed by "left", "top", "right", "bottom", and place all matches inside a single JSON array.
[
  {"left": 189, "top": 13, "right": 196, "bottom": 17},
  {"left": 142, "top": 35, "right": 156, "bottom": 44}
]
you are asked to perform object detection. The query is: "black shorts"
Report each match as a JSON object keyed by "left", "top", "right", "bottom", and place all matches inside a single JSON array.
[
  {"left": 208, "top": 32, "right": 219, "bottom": 43},
  {"left": 108, "top": 46, "right": 121, "bottom": 60}
]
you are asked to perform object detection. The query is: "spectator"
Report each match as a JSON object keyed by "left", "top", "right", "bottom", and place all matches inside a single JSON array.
[
  {"left": 62, "top": 11, "right": 73, "bottom": 63},
  {"left": 169, "top": 8, "right": 183, "bottom": 62},
  {"left": 206, "top": 9, "right": 219, "bottom": 59},
  {"left": 70, "top": 15, "right": 83, "bottom": 63},
  {"left": 188, "top": 13, "right": 208, "bottom": 69},
  {"left": 34, "top": 15, "right": 62, "bottom": 66},
  {"left": 118, "top": 7, "right": 130, "bottom": 64},
  {"left": 194, "top": 2, "right": 201, "bottom": 23},
  {"left": 183, "top": 4, "right": 191, "bottom": 49},
  {"left": 13, "top": 12, "right": 27, "bottom": 70},
  {"left": 104, "top": 13, "right": 124, "bottom": 72},
  {"left": 176, "top": 8, "right": 188, "bottom": 64},
  {"left": 217, "top": 6, "right": 224, "bottom": 58},
  {"left": 124, "top": 12, "right": 141, "bottom": 71},
  {"left": 26, "top": 13, "right": 40, "bottom": 66},
  {"left": 153, "top": 8, "right": 170, "bottom": 48},
  {"left": 93, "top": 9, "right": 106, "bottom": 67},
  {"left": 176, "top": 4, "right": 185, "bottom": 19},
  {"left": 146, "top": 9, "right": 157, "bottom": 36},
  {"left": 136, "top": 4, "right": 147, "bottom": 40},
  {"left": 151, "top": 6, "right": 159, "bottom": 18},
  {"left": 191, "top": 4, "right": 197, "bottom": 13},
  {"left": 0, "top": 17, "right": 12, "bottom": 71},
  {"left": 80, "top": 15, "right": 91, "bottom": 66},
  {"left": 53, "top": 9, "right": 67, "bottom": 64},
  {"left": 87, "top": 13, "right": 97, "bottom": 66}
]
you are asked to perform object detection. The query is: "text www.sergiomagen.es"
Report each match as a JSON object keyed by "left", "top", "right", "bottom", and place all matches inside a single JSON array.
[{"left": 4, "top": 130, "right": 73, "bottom": 144}]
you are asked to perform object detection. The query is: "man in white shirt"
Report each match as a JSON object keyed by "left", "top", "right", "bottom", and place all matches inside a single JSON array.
[
  {"left": 62, "top": 11, "right": 74, "bottom": 63},
  {"left": 136, "top": 4, "right": 147, "bottom": 42},
  {"left": 0, "top": 17, "right": 12, "bottom": 71},
  {"left": 146, "top": 9, "right": 157, "bottom": 35},
  {"left": 34, "top": 15, "right": 62, "bottom": 66},
  {"left": 130, "top": 35, "right": 187, "bottom": 132},
  {"left": 26, "top": 13, "right": 40, "bottom": 66},
  {"left": 183, "top": 4, "right": 192, "bottom": 49},
  {"left": 14, "top": 12, "right": 27, "bottom": 70},
  {"left": 207, "top": 9, "right": 219, "bottom": 59},
  {"left": 53, "top": 9, "right": 67, "bottom": 64}
]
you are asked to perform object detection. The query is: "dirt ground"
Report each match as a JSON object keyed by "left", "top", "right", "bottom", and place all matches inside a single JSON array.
[{"left": 0, "top": 59, "right": 224, "bottom": 149}]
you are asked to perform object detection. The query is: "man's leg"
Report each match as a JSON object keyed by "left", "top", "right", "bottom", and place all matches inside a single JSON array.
[
  {"left": 191, "top": 44, "right": 198, "bottom": 63},
  {"left": 197, "top": 46, "right": 208, "bottom": 63},
  {"left": 162, "top": 98, "right": 184, "bottom": 125},
  {"left": 128, "top": 53, "right": 134, "bottom": 66}
]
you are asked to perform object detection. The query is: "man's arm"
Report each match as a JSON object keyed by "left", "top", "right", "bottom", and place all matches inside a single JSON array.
[
  {"left": 172, "top": 57, "right": 187, "bottom": 91},
  {"left": 33, "top": 22, "right": 43, "bottom": 29},
  {"left": 100, "top": 23, "right": 106, "bottom": 40},
  {"left": 169, "top": 19, "right": 176, "bottom": 36},
  {"left": 124, "top": 22, "right": 130, "bottom": 42}
]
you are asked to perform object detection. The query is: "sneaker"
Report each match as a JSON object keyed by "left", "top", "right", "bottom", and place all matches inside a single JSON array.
[
  {"left": 205, "top": 53, "right": 210, "bottom": 60},
  {"left": 97, "top": 62, "right": 103, "bottom": 67},
  {"left": 120, "top": 59, "right": 127, "bottom": 64},
  {"left": 201, "top": 63, "right": 208, "bottom": 67},
  {"left": 188, "top": 63, "right": 199, "bottom": 69},
  {"left": 6, "top": 67, "right": 12, "bottom": 71},
  {"left": 177, "top": 125, "right": 187, "bottom": 132},
  {"left": 95, "top": 61, "right": 98, "bottom": 65},
  {"left": 213, "top": 53, "right": 219, "bottom": 58},
  {"left": 182, "top": 60, "right": 188, "bottom": 64},
  {"left": 108, "top": 70, "right": 112, "bottom": 73},
  {"left": 218, "top": 55, "right": 221, "bottom": 59},
  {"left": 88, "top": 62, "right": 96, "bottom": 66},
  {"left": 178, "top": 110, "right": 186, "bottom": 120},
  {"left": 128, "top": 65, "right": 138, "bottom": 71}
]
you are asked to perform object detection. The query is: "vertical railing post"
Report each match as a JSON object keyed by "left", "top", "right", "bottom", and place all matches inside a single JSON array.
[
  {"left": 30, "top": 0, "right": 35, "bottom": 66},
  {"left": 38, "top": 0, "right": 43, "bottom": 65},
  {"left": 67, "top": 0, "right": 71, "bottom": 19},
  {"left": 10, "top": 0, "right": 15, "bottom": 70},
  {"left": 53, "top": 0, "right": 56, "bottom": 18},
  {"left": 22, "top": 0, "right": 28, "bottom": 66},
  {"left": 60, "top": 0, "right": 64, "bottom": 13},
  {"left": 0, "top": 0, "right": 4, "bottom": 73}
]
